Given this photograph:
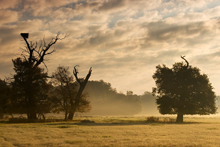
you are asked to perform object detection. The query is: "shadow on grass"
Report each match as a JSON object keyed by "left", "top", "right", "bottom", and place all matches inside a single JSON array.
[
  {"left": 0, "top": 117, "right": 201, "bottom": 126},
  {"left": 44, "top": 119, "right": 200, "bottom": 127},
  {"left": 0, "top": 118, "right": 72, "bottom": 124}
]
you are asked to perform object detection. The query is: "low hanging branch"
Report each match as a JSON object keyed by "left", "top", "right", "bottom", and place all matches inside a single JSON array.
[{"left": 180, "top": 55, "right": 189, "bottom": 69}]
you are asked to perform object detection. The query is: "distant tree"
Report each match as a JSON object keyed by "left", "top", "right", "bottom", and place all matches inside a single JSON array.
[
  {"left": 126, "top": 91, "right": 134, "bottom": 96},
  {"left": 152, "top": 56, "right": 217, "bottom": 123},
  {"left": 84, "top": 80, "right": 142, "bottom": 115},
  {"left": 0, "top": 79, "right": 11, "bottom": 118},
  {"left": 51, "top": 66, "right": 91, "bottom": 120},
  {"left": 11, "top": 33, "right": 65, "bottom": 119}
]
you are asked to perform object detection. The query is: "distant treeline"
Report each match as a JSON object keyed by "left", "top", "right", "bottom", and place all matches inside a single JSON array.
[
  {"left": 0, "top": 78, "right": 159, "bottom": 118},
  {"left": 1, "top": 78, "right": 220, "bottom": 118},
  {"left": 83, "top": 80, "right": 220, "bottom": 116},
  {"left": 83, "top": 80, "right": 159, "bottom": 115}
]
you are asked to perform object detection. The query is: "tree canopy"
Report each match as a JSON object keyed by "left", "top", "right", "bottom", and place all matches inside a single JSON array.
[
  {"left": 11, "top": 58, "right": 51, "bottom": 118},
  {"left": 0, "top": 79, "right": 11, "bottom": 118},
  {"left": 152, "top": 57, "right": 217, "bottom": 122}
]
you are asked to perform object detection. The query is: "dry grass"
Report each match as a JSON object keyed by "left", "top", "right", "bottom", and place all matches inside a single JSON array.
[{"left": 1, "top": 116, "right": 220, "bottom": 147}]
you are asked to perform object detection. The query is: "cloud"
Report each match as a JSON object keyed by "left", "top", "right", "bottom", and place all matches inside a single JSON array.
[
  {"left": 0, "top": 0, "right": 19, "bottom": 9},
  {"left": 204, "top": 5, "right": 220, "bottom": 18},
  {"left": 1, "top": 0, "right": 220, "bottom": 95},
  {"left": 163, "top": 5, "right": 220, "bottom": 24},
  {"left": 0, "top": 19, "right": 47, "bottom": 51},
  {"left": 0, "top": 61, "right": 14, "bottom": 78},
  {"left": 142, "top": 19, "right": 220, "bottom": 49},
  {"left": 98, "top": 0, "right": 127, "bottom": 12},
  {"left": 22, "top": 0, "right": 76, "bottom": 16},
  {"left": 0, "top": 10, "right": 18, "bottom": 25}
]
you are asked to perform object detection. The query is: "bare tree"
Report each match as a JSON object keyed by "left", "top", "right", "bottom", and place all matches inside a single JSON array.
[{"left": 20, "top": 33, "right": 66, "bottom": 68}]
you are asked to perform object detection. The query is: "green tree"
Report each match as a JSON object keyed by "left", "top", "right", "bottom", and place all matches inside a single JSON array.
[
  {"left": 152, "top": 56, "right": 217, "bottom": 123},
  {"left": 11, "top": 33, "right": 64, "bottom": 119},
  {"left": 0, "top": 79, "right": 11, "bottom": 118},
  {"left": 51, "top": 66, "right": 91, "bottom": 119},
  {"left": 11, "top": 58, "right": 51, "bottom": 119}
]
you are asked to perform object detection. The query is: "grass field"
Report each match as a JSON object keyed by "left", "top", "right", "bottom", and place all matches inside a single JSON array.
[{"left": 1, "top": 116, "right": 220, "bottom": 147}]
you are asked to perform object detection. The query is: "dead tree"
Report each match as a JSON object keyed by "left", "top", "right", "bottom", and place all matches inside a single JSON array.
[{"left": 67, "top": 66, "right": 92, "bottom": 119}]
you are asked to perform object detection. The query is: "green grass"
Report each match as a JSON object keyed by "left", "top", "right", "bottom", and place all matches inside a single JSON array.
[{"left": 1, "top": 116, "right": 220, "bottom": 146}]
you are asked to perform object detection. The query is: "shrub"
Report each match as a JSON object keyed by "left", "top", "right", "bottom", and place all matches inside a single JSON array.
[
  {"left": 146, "top": 116, "right": 176, "bottom": 123},
  {"left": 146, "top": 116, "right": 160, "bottom": 122},
  {"left": 81, "top": 119, "right": 95, "bottom": 123}
]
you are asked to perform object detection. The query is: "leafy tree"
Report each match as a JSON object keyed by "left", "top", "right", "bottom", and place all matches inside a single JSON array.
[
  {"left": 11, "top": 58, "right": 51, "bottom": 119},
  {"left": 0, "top": 79, "right": 11, "bottom": 118},
  {"left": 11, "top": 33, "right": 64, "bottom": 119},
  {"left": 51, "top": 66, "right": 91, "bottom": 119},
  {"left": 152, "top": 56, "right": 217, "bottom": 123}
]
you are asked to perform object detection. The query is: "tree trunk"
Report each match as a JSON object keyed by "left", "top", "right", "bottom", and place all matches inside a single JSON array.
[
  {"left": 67, "top": 83, "right": 85, "bottom": 120},
  {"left": 27, "top": 105, "right": 37, "bottom": 119},
  {"left": 0, "top": 112, "right": 3, "bottom": 119},
  {"left": 67, "top": 111, "right": 75, "bottom": 120},
  {"left": 176, "top": 112, "right": 183, "bottom": 123},
  {"left": 65, "top": 111, "right": 68, "bottom": 120},
  {"left": 27, "top": 113, "right": 37, "bottom": 119},
  {"left": 27, "top": 108, "right": 37, "bottom": 119}
]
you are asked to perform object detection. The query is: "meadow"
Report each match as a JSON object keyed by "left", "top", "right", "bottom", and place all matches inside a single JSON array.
[{"left": 1, "top": 116, "right": 220, "bottom": 147}]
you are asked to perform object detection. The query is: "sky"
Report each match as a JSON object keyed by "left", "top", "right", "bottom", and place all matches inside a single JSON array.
[{"left": 1, "top": 0, "right": 220, "bottom": 95}]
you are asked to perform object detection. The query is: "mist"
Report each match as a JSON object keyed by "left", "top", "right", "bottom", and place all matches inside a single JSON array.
[
  {"left": 82, "top": 80, "right": 160, "bottom": 116},
  {"left": 81, "top": 80, "right": 220, "bottom": 116}
]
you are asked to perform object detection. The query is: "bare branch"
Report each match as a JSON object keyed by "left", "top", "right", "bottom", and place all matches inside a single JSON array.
[
  {"left": 73, "top": 65, "right": 80, "bottom": 84},
  {"left": 85, "top": 67, "right": 92, "bottom": 82},
  {"left": 21, "top": 36, "right": 31, "bottom": 51},
  {"left": 34, "top": 33, "right": 66, "bottom": 67},
  {"left": 42, "top": 61, "right": 48, "bottom": 72},
  {"left": 45, "top": 49, "right": 55, "bottom": 55},
  {"left": 20, "top": 33, "right": 34, "bottom": 63},
  {"left": 21, "top": 48, "right": 30, "bottom": 54},
  {"left": 21, "top": 54, "right": 28, "bottom": 62},
  {"left": 59, "top": 33, "right": 69, "bottom": 40},
  {"left": 180, "top": 55, "right": 189, "bottom": 68},
  {"left": 21, "top": 32, "right": 67, "bottom": 69}
]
